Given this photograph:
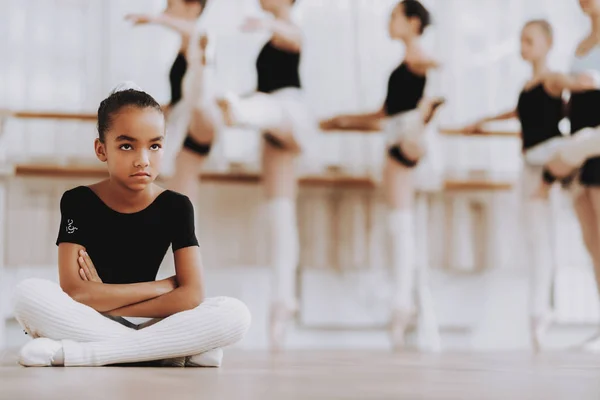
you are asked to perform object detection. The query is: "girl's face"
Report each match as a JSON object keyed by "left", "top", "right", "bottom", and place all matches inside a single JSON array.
[
  {"left": 95, "top": 107, "right": 165, "bottom": 191},
  {"left": 389, "top": 4, "right": 418, "bottom": 41},
  {"left": 520, "top": 24, "right": 551, "bottom": 62},
  {"left": 580, "top": 0, "right": 600, "bottom": 15},
  {"left": 165, "top": 0, "right": 202, "bottom": 20}
]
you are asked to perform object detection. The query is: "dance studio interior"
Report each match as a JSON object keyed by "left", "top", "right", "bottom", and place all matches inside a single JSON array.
[{"left": 1, "top": 0, "right": 600, "bottom": 398}]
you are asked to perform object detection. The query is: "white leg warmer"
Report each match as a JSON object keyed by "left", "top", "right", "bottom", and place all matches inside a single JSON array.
[
  {"left": 388, "top": 210, "right": 416, "bottom": 312},
  {"left": 523, "top": 199, "right": 554, "bottom": 319},
  {"left": 266, "top": 198, "right": 299, "bottom": 310}
]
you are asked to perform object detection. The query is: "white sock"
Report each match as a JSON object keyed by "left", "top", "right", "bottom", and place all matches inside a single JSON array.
[
  {"left": 19, "top": 338, "right": 64, "bottom": 367},
  {"left": 266, "top": 198, "right": 299, "bottom": 311},
  {"left": 186, "top": 348, "right": 223, "bottom": 367},
  {"left": 524, "top": 199, "right": 554, "bottom": 320},
  {"left": 388, "top": 210, "right": 416, "bottom": 312}
]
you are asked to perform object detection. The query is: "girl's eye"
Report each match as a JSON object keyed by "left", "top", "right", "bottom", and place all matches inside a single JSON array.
[
  {"left": 150, "top": 144, "right": 162, "bottom": 150},
  {"left": 120, "top": 144, "right": 133, "bottom": 150}
]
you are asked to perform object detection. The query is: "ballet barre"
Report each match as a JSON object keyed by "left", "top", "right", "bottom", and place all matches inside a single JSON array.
[
  {"left": 12, "top": 163, "right": 515, "bottom": 191},
  {"left": 319, "top": 124, "right": 521, "bottom": 138},
  {"left": 0, "top": 109, "right": 97, "bottom": 122},
  {"left": 439, "top": 127, "right": 521, "bottom": 138}
]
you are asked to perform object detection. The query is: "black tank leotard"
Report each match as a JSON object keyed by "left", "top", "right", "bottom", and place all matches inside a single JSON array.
[
  {"left": 168, "top": 52, "right": 211, "bottom": 156},
  {"left": 517, "top": 83, "right": 564, "bottom": 152},
  {"left": 572, "top": 90, "right": 600, "bottom": 185},
  {"left": 255, "top": 41, "right": 301, "bottom": 148},
  {"left": 169, "top": 53, "right": 187, "bottom": 106},
  {"left": 256, "top": 41, "right": 301, "bottom": 94},
  {"left": 383, "top": 63, "right": 427, "bottom": 167}
]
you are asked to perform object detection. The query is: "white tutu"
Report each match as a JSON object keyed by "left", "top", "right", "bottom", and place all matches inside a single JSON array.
[
  {"left": 224, "top": 87, "right": 319, "bottom": 173},
  {"left": 523, "top": 136, "right": 568, "bottom": 167},
  {"left": 267, "top": 87, "right": 317, "bottom": 154},
  {"left": 382, "top": 109, "right": 443, "bottom": 191}
]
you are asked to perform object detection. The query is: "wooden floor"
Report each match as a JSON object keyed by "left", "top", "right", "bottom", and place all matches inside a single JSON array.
[{"left": 1, "top": 349, "right": 599, "bottom": 399}]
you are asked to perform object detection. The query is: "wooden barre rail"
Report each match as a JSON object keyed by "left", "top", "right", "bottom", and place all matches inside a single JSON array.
[
  {"left": 1, "top": 110, "right": 97, "bottom": 122},
  {"left": 12, "top": 163, "right": 514, "bottom": 191},
  {"left": 439, "top": 128, "right": 521, "bottom": 138},
  {"left": 3, "top": 110, "right": 521, "bottom": 137}
]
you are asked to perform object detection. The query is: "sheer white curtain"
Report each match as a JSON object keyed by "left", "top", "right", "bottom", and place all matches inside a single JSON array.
[{"left": 1, "top": 0, "right": 594, "bottom": 268}]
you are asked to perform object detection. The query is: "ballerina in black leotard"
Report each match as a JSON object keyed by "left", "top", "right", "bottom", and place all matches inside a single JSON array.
[
  {"left": 205, "top": 0, "right": 313, "bottom": 351},
  {"left": 319, "top": 0, "right": 441, "bottom": 350},
  {"left": 125, "top": 0, "right": 218, "bottom": 203},
  {"left": 535, "top": 0, "right": 600, "bottom": 352},
  {"left": 466, "top": 20, "right": 566, "bottom": 351}
]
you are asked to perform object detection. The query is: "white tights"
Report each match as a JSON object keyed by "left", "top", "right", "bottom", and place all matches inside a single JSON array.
[{"left": 13, "top": 278, "right": 251, "bottom": 367}]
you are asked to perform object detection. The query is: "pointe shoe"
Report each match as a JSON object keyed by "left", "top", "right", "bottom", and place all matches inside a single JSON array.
[
  {"left": 530, "top": 312, "right": 553, "bottom": 353},
  {"left": 572, "top": 331, "right": 600, "bottom": 353},
  {"left": 389, "top": 308, "right": 415, "bottom": 351},
  {"left": 19, "top": 338, "right": 63, "bottom": 367},
  {"left": 159, "top": 348, "right": 223, "bottom": 368},
  {"left": 269, "top": 303, "right": 296, "bottom": 352},
  {"left": 186, "top": 348, "right": 223, "bottom": 367}
]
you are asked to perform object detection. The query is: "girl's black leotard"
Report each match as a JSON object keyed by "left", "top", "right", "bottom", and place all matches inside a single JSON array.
[
  {"left": 383, "top": 63, "right": 427, "bottom": 167},
  {"left": 256, "top": 41, "right": 301, "bottom": 94},
  {"left": 571, "top": 90, "right": 600, "bottom": 185},
  {"left": 169, "top": 52, "right": 212, "bottom": 155},
  {"left": 516, "top": 83, "right": 564, "bottom": 152},
  {"left": 56, "top": 186, "right": 198, "bottom": 284},
  {"left": 169, "top": 52, "right": 187, "bottom": 106}
]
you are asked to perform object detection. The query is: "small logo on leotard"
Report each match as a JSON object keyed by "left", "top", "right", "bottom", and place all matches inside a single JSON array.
[{"left": 66, "top": 219, "right": 78, "bottom": 234}]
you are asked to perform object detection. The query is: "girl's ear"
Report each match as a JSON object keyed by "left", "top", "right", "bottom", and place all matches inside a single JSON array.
[{"left": 95, "top": 138, "right": 107, "bottom": 162}]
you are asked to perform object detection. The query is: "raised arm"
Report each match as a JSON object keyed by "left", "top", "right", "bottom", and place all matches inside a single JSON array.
[
  {"left": 545, "top": 71, "right": 599, "bottom": 94},
  {"left": 320, "top": 108, "right": 387, "bottom": 132},
  {"left": 58, "top": 243, "right": 176, "bottom": 312},
  {"left": 464, "top": 109, "right": 518, "bottom": 133},
  {"left": 125, "top": 13, "right": 196, "bottom": 39},
  {"left": 241, "top": 17, "right": 302, "bottom": 53}
]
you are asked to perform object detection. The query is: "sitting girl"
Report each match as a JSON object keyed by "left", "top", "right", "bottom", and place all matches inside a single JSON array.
[{"left": 12, "top": 83, "right": 251, "bottom": 367}]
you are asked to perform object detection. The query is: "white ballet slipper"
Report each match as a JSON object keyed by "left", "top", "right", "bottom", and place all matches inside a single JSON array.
[
  {"left": 19, "top": 338, "right": 63, "bottom": 367},
  {"left": 186, "top": 348, "right": 223, "bottom": 367}
]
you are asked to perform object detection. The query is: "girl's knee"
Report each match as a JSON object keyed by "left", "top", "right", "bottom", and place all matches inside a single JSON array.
[
  {"left": 13, "top": 278, "right": 58, "bottom": 308},
  {"left": 201, "top": 296, "right": 251, "bottom": 339},
  {"left": 12, "top": 278, "right": 60, "bottom": 329}
]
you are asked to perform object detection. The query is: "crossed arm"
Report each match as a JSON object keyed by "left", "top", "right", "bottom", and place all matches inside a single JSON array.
[{"left": 58, "top": 243, "right": 204, "bottom": 318}]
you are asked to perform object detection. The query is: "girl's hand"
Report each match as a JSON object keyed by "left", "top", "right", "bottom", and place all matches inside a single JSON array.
[
  {"left": 78, "top": 249, "right": 103, "bottom": 283},
  {"left": 241, "top": 17, "right": 270, "bottom": 32},
  {"left": 125, "top": 14, "right": 157, "bottom": 25},
  {"left": 463, "top": 122, "right": 485, "bottom": 134},
  {"left": 320, "top": 116, "right": 346, "bottom": 131}
]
